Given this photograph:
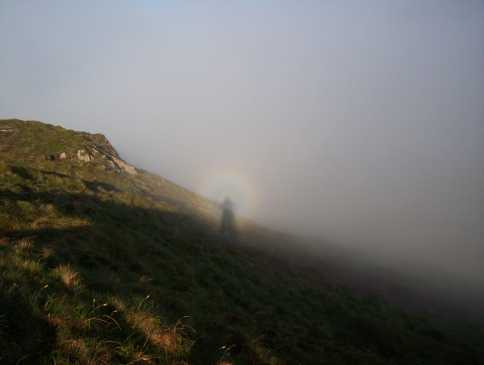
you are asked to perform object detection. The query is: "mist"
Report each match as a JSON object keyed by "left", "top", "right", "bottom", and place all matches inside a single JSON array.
[{"left": 1, "top": 1, "right": 483, "bottom": 293}]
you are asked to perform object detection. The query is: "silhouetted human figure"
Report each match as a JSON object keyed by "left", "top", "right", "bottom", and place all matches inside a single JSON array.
[{"left": 220, "top": 197, "right": 236, "bottom": 238}]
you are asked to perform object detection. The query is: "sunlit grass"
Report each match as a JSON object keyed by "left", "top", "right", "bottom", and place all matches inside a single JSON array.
[{"left": 53, "top": 264, "right": 82, "bottom": 289}]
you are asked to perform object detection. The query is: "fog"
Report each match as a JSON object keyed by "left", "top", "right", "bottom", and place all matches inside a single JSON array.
[{"left": 1, "top": 2, "right": 483, "bottom": 291}]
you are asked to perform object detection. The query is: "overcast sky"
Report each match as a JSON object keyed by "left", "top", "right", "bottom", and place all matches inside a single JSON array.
[{"left": 1, "top": 1, "right": 483, "bottom": 283}]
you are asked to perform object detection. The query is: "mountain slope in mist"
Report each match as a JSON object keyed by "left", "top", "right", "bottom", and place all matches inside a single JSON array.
[{"left": 0, "top": 119, "right": 482, "bottom": 365}]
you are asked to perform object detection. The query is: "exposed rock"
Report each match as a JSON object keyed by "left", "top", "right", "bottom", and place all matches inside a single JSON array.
[
  {"left": 75, "top": 146, "right": 136, "bottom": 175},
  {"left": 77, "top": 149, "right": 92, "bottom": 162},
  {"left": 88, "top": 134, "right": 119, "bottom": 159},
  {"left": 59, "top": 152, "right": 67, "bottom": 160},
  {"left": 112, "top": 156, "right": 137, "bottom": 175}
]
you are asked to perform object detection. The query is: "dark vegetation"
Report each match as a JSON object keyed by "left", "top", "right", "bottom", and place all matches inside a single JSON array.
[{"left": 0, "top": 119, "right": 483, "bottom": 364}]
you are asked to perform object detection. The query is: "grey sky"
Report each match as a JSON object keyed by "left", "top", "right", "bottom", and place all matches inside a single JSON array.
[{"left": 1, "top": 1, "right": 483, "bottom": 284}]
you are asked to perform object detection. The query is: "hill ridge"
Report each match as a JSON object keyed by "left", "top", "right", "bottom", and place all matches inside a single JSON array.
[{"left": 0, "top": 119, "right": 482, "bottom": 365}]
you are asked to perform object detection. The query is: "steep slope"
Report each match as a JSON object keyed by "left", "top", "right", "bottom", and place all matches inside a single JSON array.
[{"left": 0, "top": 119, "right": 482, "bottom": 365}]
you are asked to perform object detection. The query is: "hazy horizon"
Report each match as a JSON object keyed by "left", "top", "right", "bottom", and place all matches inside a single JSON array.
[{"left": 1, "top": 1, "right": 483, "bottom": 288}]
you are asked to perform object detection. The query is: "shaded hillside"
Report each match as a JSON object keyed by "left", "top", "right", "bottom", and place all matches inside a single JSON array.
[{"left": 0, "top": 119, "right": 482, "bottom": 365}]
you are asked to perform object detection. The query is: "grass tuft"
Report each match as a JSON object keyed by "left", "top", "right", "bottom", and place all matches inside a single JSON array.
[{"left": 53, "top": 264, "right": 82, "bottom": 289}]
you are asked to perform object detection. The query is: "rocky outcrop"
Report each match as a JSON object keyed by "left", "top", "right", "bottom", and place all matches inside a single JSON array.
[
  {"left": 43, "top": 146, "right": 137, "bottom": 175},
  {"left": 86, "top": 133, "right": 120, "bottom": 159},
  {"left": 111, "top": 156, "right": 137, "bottom": 175},
  {"left": 45, "top": 152, "right": 68, "bottom": 161},
  {"left": 77, "top": 145, "right": 137, "bottom": 175},
  {"left": 0, "top": 128, "right": 15, "bottom": 133},
  {"left": 1, "top": 119, "right": 137, "bottom": 175},
  {"left": 76, "top": 149, "right": 93, "bottom": 162}
]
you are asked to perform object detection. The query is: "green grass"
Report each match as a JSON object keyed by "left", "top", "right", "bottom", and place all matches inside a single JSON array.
[{"left": 0, "top": 119, "right": 483, "bottom": 364}]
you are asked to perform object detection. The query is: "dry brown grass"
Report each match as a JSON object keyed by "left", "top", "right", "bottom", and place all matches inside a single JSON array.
[
  {"left": 17, "top": 258, "right": 42, "bottom": 274},
  {"left": 111, "top": 296, "right": 127, "bottom": 312},
  {"left": 41, "top": 246, "right": 54, "bottom": 259},
  {"left": 62, "top": 338, "right": 89, "bottom": 361},
  {"left": 62, "top": 338, "right": 115, "bottom": 365},
  {"left": 14, "top": 237, "right": 33, "bottom": 252},
  {"left": 126, "top": 310, "right": 188, "bottom": 354},
  {"left": 47, "top": 314, "right": 66, "bottom": 328},
  {"left": 53, "top": 264, "right": 81, "bottom": 288},
  {"left": 150, "top": 330, "right": 178, "bottom": 353},
  {"left": 128, "top": 351, "right": 157, "bottom": 364}
]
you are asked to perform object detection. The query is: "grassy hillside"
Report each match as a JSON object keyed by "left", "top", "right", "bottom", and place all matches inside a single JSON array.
[{"left": 0, "top": 119, "right": 482, "bottom": 365}]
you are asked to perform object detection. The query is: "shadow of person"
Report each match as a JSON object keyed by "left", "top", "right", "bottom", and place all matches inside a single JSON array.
[{"left": 220, "top": 197, "right": 236, "bottom": 239}]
